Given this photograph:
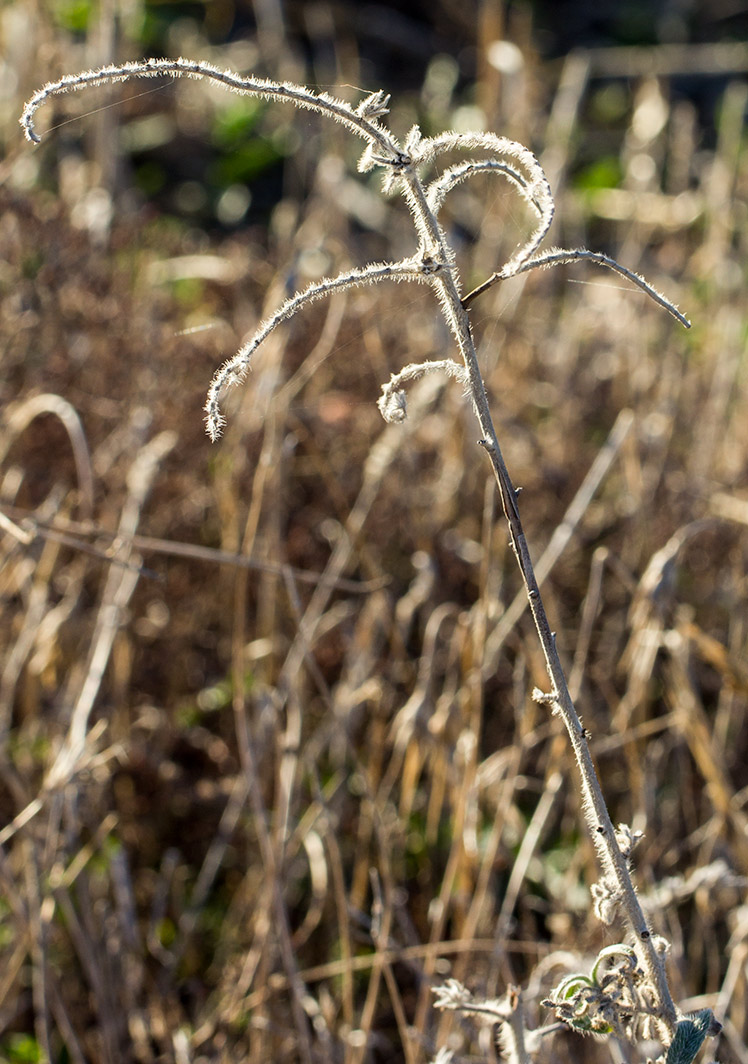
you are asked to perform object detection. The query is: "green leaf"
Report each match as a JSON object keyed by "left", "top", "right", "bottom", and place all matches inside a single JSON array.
[
  {"left": 590, "top": 943, "right": 635, "bottom": 985},
  {"left": 552, "top": 973, "right": 594, "bottom": 1000},
  {"left": 665, "top": 1010, "right": 715, "bottom": 1064}
]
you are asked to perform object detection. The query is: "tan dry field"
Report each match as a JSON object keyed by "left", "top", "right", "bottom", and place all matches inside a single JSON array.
[{"left": 1, "top": 4, "right": 747, "bottom": 1062}]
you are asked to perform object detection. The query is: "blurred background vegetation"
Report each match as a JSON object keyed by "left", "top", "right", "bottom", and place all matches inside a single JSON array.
[{"left": 1, "top": 2, "right": 747, "bottom": 1062}]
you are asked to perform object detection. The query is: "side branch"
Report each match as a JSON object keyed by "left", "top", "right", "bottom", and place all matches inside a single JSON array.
[
  {"left": 377, "top": 359, "right": 469, "bottom": 424},
  {"left": 426, "top": 159, "right": 554, "bottom": 275},
  {"left": 415, "top": 132, "right": 555, "bottom": 272},
  {"left": 204, "top": 260, "right": 427, "bottom": 439},
  {"left": 462, "top": 246, "right": 691, "bottom": 328},
  {"left": 20, "top": 57, "right": 399, "bottom": 158}
]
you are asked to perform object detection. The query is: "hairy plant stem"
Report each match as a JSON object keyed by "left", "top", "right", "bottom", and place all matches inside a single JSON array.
[
  {"left": 403, "top": 163, "right": 678, "bottom": 1034},
  {"left": 467, "top": 340, "right": 677, "bottom": 1036}
]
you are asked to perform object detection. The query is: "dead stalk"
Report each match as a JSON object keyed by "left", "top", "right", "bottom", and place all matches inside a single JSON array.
[{"left": 22, "top": 56, "right": 705, "bottom": 1055}]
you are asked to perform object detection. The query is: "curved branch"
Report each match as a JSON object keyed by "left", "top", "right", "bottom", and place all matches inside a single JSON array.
[
  {"left": 463, "top": 246, "right": 691, "bottom": 328},
  {"left": 204, "top": 260, "right": 428, "bottom": 439},
  {"left": 20, "top": 57, "right": 400, "bottom": 160},
  {"left": 1, "top": 393, "right": 95, "bottom": 522},
  {"left": 426, "top": 159, "right": 536, "bottom": 216},
  {"left": 412, "top": 131, "right": 548, "bottom": 188},
  {"left": 414, "top": 133, "right": 554, "bottom": 271},
  {"left": 377, "top": 359, "right": 469, "bottom": 424},
  {"left": 426, "top": 157, "right": 554, "bottom": 276}
]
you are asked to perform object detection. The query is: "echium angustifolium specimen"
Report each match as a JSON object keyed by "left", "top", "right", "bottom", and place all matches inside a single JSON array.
[{"left": 22, "top": 58, "right": 719, "bottom": 1063}]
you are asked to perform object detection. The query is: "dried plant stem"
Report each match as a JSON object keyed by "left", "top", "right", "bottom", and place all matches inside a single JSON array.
[
  {"left": 387, "top": 161, "right": 680, "bottom": 1034},
  {"left": 394, "top": 166, "right": 679, "bottom": 1035},
  {"left": 20, "top": 58, "right": 399, "bottom": 154},
  {"left": 482, "top": 408, "right": 635, "bottom": 676},
  {"left": 45, "top": 430, "right": 177, "bottom": 791},
  {"left": 441, "top": 277, "right": 678, "bottom": 1036},
  {"left": 463, "top": 248, "right": 692, "bottom": 327}
]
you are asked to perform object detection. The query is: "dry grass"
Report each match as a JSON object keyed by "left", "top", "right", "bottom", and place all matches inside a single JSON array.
[{"left": 1, "top": 4, "right": 747, "bottom": 1063}]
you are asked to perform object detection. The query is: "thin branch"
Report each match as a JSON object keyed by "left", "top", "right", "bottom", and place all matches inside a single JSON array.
[
  {"left": 415, "top": 132, "right": 555, "bottom": 269},
  {"left": 20, "top": 57, "right": 399, "bottom": 159},
  {"left": 426, "top": 159, "right": 538, "bottom": 215},
  {"left": 204, "top": 259, "right": 427, "bottom": 438},
  {"left": 0, "top": 503, "right": 382, "bottom": 593},
  {"left": 377, "top": 358, "right": 468, "bottom": 423},
  {"left": 463, "top": 246, "right": 692, "bottom": 327}
]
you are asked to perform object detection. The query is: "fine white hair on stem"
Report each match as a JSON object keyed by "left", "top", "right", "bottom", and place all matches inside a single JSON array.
[
  {"left": 426, "top": 159, "right": 538, "bottom": 215},
  {"left": 20, "top": 57, "right": 400, "bottom": 160},
  {"left": 377, "top": 359, "right": 469, "bottom": 424},
  {"left": 463, "top": 246, "right": 691, "bottom": 328},
  {"left": 415, "top": 131, "right": 555, "bottom": 272},
  {"left": 204, "top": 259, "right": 427, "bottom": 439},
  {"left": 411, "top": 130, "right": 551, "bottom": 195},
  {"left": 426, "top": 158, "right": 554, "bottom": 278}
]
